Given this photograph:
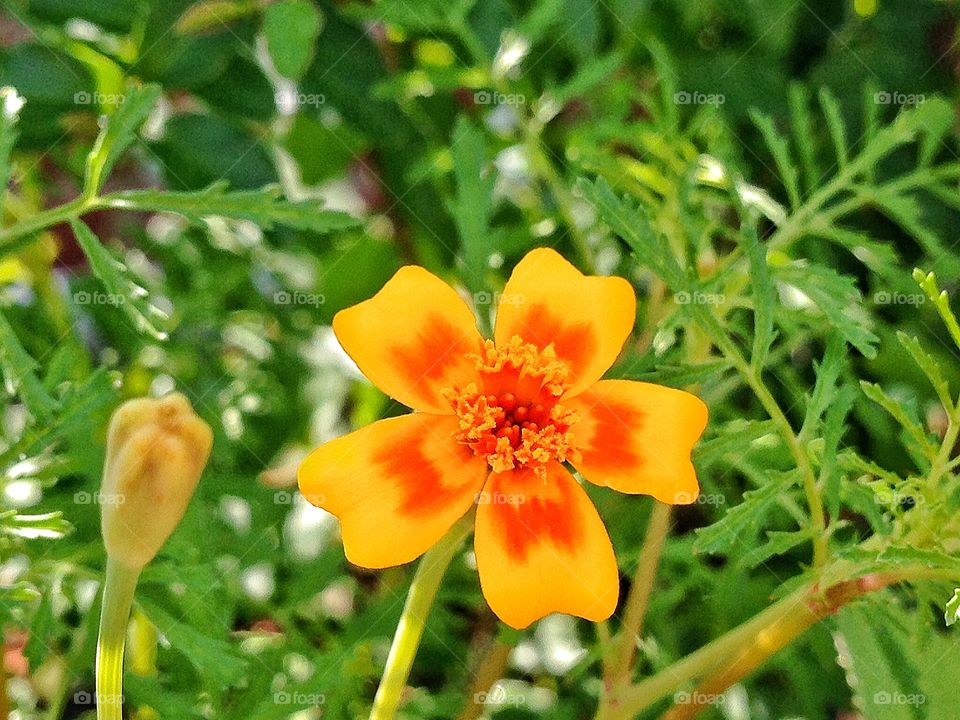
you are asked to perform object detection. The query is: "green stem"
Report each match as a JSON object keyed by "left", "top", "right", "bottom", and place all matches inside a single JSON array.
[
  {"left": 96, "top": 558, "right": 140, "bottom": 720},
  {"left": 608, "top": 502, "right": 672, "bottom": 687},
  {"left": 369, "top": 514, "right": 473, "bottom": 720},
  {"left": 604, "top": 564, "right": 960, "bottom": 720},
  {"left": 0, "top": 196, "right": 101, "bottom": 256}
]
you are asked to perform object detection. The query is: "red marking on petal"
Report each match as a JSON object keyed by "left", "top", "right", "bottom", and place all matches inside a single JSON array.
[
  {"left": 511, "top": 303, "right": 596, "bottom": 376},
  {"left": 391, "top": 313, "right": 478, "bottom": 386},
  {"left": 579, "top": 401, "right": 644, "bottom": 472},
  {"left": 373, "top": 427, "right": 474, "bottom": 515},
  {"left": 490, "top": 469, "right": 582, "bottom": 563}
]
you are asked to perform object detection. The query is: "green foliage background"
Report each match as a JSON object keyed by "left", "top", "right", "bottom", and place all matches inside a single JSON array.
[{"left": 1, "top": 1, "right": 959, "bottom": 719}]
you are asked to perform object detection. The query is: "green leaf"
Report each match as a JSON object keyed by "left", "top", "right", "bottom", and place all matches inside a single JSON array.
[
  {"left": 84, "top": 83, "right": 162, "bottom": 196},
  {"left": 897, "top": 331, "right": 953, "bottom": 414},
  {"left": 946, "top": 589, "right": 960, "bottom": 627},
  {"left": 788, "top": 83, "right": 819, "bottom": 195},
  {"left": 0, "top": 87, "right": 24, "bottom": 209},
  {"left": 0, "top": 581, "right": 41, "bottom": 604},
  {"left": 821, "top": 384, "right": 856, "bottom": 520},
  {"left": 693, "top": 470, "right": 797, "bottom": 555},
  {"left": 449, "top": 117, "right": 494, "bottom": 298},
  {"left": 696, "top": 419, "right": 779, "bottom": 468},
  {"left": 137, "top": 597, "right": 248, "bottom": 688},
  {"left": 0, "top": 310, "right": 59, "bottom": 423},
  {"left": 860, "top": 381, "right": 938, "bottom": 462},
  {"left": 2, "top": 511, "right": 73, "bottom": 540},
  {"left": 750, "top": 109, "right": 801, "bottom": 209},
  {"left": 836, "top": 598, "right": 957, "bottom": 720},
  {"left": 802, "top": 333, "right": 847, "bottom": 437},
  {"left": 818, "top": 88, "right": 848, "bottom": 170},
  {"left": 913, "top": 269, "right": 960, "bottom": 352},
  {"left": 263, "top": 0, "right": 322, "bottom": 80},
  {"left": 578, "top": 177, "right": 686, "bottom": 288},
  {"left": 70, "top": 219, "right": 170, "bottom": 341},
  {"left": 776, "top": 262, "right": 879, "bottom": 358},
  {"left": 103, "top": 182, "right": 359, "bottom": 233},
  {"left": 746, "top": 231, "right": 776, "bottom": 370},
  {"left": 738, "top": 529, "right": 812, "bottom": 569}
]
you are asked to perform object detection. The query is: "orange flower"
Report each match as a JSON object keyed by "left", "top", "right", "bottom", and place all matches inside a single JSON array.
[{"left": 299, "top": 248, "right": 707, "bottom": 629}]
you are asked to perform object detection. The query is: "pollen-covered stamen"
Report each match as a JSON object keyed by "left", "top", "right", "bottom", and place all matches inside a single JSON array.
[{"left": 444, "top": 337, "right": 581, "bottom": 475}]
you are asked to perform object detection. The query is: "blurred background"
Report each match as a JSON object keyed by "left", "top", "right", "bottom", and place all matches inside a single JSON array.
[{"left": 1, "top": 1, "right": 959, "bottom": 719}]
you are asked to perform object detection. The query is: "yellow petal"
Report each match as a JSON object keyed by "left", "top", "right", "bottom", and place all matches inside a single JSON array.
[
  {"left": 567, "top": 380, "right": 707, "bottom": 503},
  {"left": 333, "top": 266, "right": 484, "bottom": 413},
  {"left": 494, "top": 248, "right": 636, "bottom": 396},
  {"left": 474, "top": 462, "right": 618, "bottom": 629},
  {"left": 298, "top": 413, "right": 488, "bottom": 568}
]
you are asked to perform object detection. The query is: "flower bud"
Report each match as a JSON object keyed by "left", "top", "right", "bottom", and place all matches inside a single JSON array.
[{"left": 100, "top": 393, "right": 213, "bottom": 570}]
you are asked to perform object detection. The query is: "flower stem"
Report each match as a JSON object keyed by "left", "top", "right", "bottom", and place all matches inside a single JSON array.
[
  {"left": 96, "top": 558, "right": 140, "bottom": 720},
  {"left": 607, "top": 502, "right": 672, "bottom": 687},
  {"left": 369, "top": 514, "right": 473, "bottom": 720}
]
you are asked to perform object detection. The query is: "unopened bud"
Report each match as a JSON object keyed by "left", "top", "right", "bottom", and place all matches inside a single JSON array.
[{"left": 100, "top": 394, "right": 213, "bottom": 569}]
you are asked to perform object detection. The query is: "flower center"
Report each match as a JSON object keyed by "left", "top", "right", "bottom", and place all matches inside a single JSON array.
[{"left": 444, "top": 336, "right": 580, "bottom": 476}]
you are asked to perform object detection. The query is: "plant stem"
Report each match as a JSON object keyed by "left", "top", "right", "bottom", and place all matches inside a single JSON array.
[
  {"left": 693, "top": 308, "right": 828, "bottom": 566},
  {"left": 369, "top": 514, "right": 473, "bottom": 720},
  {"left": 457, "top": 636, "right": 513, "bottom": 720},
  {"left": 604, "top": 565, "right": 959, "bottom": 720},
  {"left": 607, "top": 502, "right": 672, "bottom": 687},
  {"left": 0, "top": 196, "right": 101, "bottom": 254},
  {"left": 96, "top": 558, "right": 141, "bottom": 720}
]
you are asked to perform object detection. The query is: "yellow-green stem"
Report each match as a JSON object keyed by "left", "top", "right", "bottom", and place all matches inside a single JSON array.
[
  {"left": 369, "top": 514, "right": 473, "bottom": 720},
  {"left": 96, "top": 558, "right": 140, "bottom": 720},
  {"left": 608, "top": 502, "right": 672, "bottom": 687}
]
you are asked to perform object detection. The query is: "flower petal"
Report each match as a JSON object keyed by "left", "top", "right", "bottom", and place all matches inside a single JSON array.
[
  {"left": 566, "top": 380, "right": 708, "bottom": 503},
  {"left": 494, "top": 248, "right": 636, "bottom": 396},
  {"left": 298, "top": 413, "right": 488, "bottom": 568},
  {"left": 474, "top": 462, "right": 619, "bottom": 629},
  {"left": 333, "top": 266, "right": 484, "bottom": 413}
]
